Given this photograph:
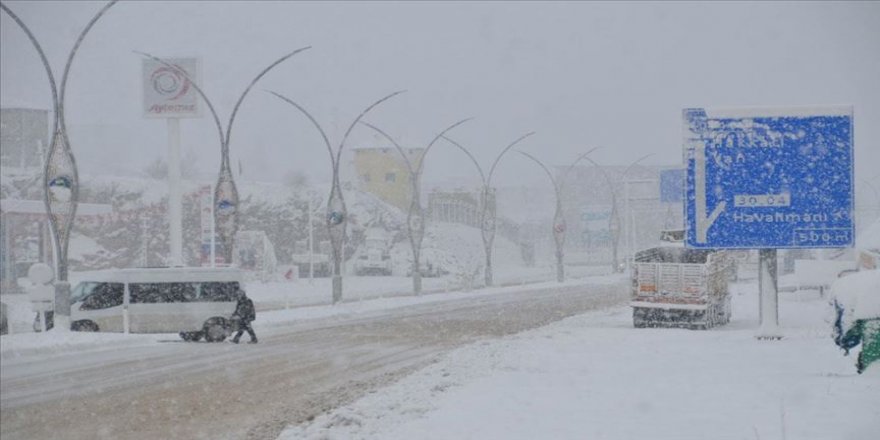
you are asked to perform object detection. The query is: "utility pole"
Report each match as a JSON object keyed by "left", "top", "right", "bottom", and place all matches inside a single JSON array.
[
  {"left": 2, "top": 0, "right": 119, "bottom": 332},
  {"left": 141, "top": 214, "right": 149, "bottom": 267},
  {"left": 269, "top": 90, "right": 405, "bottom": 304},
  {"left": 308, "top": 193, "right": 314, "bottom": 283},
  {"left": 358, "top": 118, "right": 472, "bottom": 295},
  {"left": 441, "top": 132, "right": 536, "bottom": 287},
  {"left": 516, "top": 148, "right": 598, "bottom": 282}
]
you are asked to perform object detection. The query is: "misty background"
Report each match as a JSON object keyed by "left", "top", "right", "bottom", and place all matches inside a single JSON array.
[{"left": 2, "top": 0, "right": 878, "bottom": 197}]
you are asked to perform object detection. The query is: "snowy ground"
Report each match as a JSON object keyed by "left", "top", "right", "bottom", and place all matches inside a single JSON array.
[
  {"left": 0, "top": 268, "right": 618, "bottom": 357},
  {"left": 3, "top": 268, "right": 876, "bottom": 440},
  {"left": 278, "top": 283, "right": 880, "bottom": 440},
  {"left": 0, "top": 263, "right": 606, "bottom": 336}
]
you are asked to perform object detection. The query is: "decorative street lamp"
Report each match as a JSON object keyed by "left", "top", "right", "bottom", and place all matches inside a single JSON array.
[
  {"left": 440, "top": 132, "right": 535, "bottom": 287},
  {"left": 1, "top": 0, "right": 118, "bottom": 331},
  {"left": 136, "top": 47, "right": 311, "bottom": 265},
  {"left": 584, "top": 154, "right": 654, "bottom": 273},
  {"left": 516, "top": 148, "right": 598, "bottom": 282},
  {"left": 268, "top": 90, "right": 405, "bottom": 304},
  {"left": 358, "top": 118, "right": 472, "bottom": 295}
]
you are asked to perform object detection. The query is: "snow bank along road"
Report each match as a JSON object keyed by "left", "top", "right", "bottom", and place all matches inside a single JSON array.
[{"left": 0, "top": 279, "right": 627, "bottom": 440}]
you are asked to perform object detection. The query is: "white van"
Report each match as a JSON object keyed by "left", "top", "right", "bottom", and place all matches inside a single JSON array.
[{"left": 67, "top": 267, "right": 244, "bottom": 342}]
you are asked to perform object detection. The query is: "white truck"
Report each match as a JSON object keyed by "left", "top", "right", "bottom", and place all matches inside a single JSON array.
[
  {"left": 631, "top": 240, "right": 731, "bottom": 330},
  {"left": 355, "top": 228, "right": 393, "bottom": 276}
]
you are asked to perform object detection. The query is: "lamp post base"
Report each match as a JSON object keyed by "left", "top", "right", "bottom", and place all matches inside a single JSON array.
[
  {"left": 52, "top": 281, "right": 71, "bottom": 333},
  {"left": 332, "top": 275, "right": 342, "bottom": 304}
]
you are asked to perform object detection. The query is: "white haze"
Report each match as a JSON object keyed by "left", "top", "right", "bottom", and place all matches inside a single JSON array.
[{"left": 1, "top": 1, "right": 878, "bottom": 191}]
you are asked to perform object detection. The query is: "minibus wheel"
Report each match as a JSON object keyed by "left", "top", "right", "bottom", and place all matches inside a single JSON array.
[
  {"left": 203, "top": 318, "right": 228, "bottom": 342},
  {"left": 179, "top": 331, "right": 203, "bottom": 342},
  {"left": 72, "top": 320, "right": 99, "bottom": 332}
]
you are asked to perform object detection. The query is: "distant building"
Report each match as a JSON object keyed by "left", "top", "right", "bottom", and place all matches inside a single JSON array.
[
  {"left": 353, "top": 147, "right": 424, "bottom": 212},
  {"left": 427, "top": 188, "right": 488, "bottom": 228},
  {"left": 556, "top": 164, "right": 680, "bottom": 255},
  {"left": 0, "top": 107, "right": 49, "bottom": 170}
]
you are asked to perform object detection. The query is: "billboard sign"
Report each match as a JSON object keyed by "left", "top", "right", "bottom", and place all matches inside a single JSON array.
[
  {"left": 142, "top": 57, "right": 201, "bottom": 118},
  {"left": 660, "top": 169, "right": 685, "bottom": 203},
  {"left": 581, "top": 206, "right": 612, "bottom": 246},
  {"left": 684, "top": 106, "right": 854, "bottom": 249}
]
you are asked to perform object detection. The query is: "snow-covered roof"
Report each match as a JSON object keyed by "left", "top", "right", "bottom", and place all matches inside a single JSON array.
[{"left": 831, "top": 269, "right": 880, "bottom": 322}]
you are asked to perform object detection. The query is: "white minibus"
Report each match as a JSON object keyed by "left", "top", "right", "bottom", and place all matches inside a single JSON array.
[{"left": 66, "top": 267, "right": 244, "bottom": 342}]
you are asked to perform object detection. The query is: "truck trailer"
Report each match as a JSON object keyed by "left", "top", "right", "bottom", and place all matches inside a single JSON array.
[{"left": 631, "top": 245, "right": 731, "bottom": 329}]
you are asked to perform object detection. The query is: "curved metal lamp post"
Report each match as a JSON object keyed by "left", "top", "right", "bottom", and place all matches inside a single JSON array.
[
  {"left": 1, "top": 0, "right": 118, "bottom": 331},
  {"left": 136, "top": 47, "right": 311, "bottom": 265},
  {"left": 358, "top": 118, "right": 472, "bottom": 295},
  {"left": 584, "top": 154, "right": 654, "bottom": 273},
  {"left": 440, "top": 132, "right": 535, "bottom": 287},
  {"left": 516, "top": 148, "right": 598, "bottom": 282},
  {"left": 267, "top": 90, "right": 405, "bottom": 304}
]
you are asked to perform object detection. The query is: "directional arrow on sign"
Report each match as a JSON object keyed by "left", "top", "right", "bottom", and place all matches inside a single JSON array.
[{"left": 692, "top": 119, "right": 725, "bottom": 244}]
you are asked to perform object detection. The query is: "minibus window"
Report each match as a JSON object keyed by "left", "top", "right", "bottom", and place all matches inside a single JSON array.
[
  {"left": 71, "top": 282, "right": 99, "bottom": 303},
  {"left": 131, "top": 283, "right": 196, "bottom": 303},
  {"left": 79, "top": 283, "right": 124, "bottom": 310},
  {"left": 200, "top": 282, "right": 240, "bottom": 302}
]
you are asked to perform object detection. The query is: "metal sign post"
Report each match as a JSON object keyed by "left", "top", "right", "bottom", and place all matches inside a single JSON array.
[
  {"left": 143, "top": 57, "right": 201, "bottom": 267},
  {"left": 758, "top": 249, "right": 780, "bottom": 339},
  {"left": 168, "top": 118, "right": 183, "bottom": 266},
  {"left": 684, "top": 106, "right": 854, "bottom": 339}
]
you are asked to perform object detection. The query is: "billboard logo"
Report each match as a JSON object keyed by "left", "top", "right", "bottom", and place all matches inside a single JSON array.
[
  {"left": 142, "top": 57, "right": 201, "bottom": 118},
  {"left": 150, "top": 65, "right": 191, "bottom": 101}
]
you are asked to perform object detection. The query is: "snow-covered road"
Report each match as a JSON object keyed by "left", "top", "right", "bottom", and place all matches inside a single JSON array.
[
  {"left": 0, "top": 277, "right": 627, "bottom": 440},
  {"left": 280, "top": 282, "right": 880, "bottom": 440}
]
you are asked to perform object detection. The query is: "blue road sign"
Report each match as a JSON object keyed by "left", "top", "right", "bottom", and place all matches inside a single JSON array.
[
  {"left": 660, "top": 169, "right": 685, "bottom": 203},
  {"left": 683, "top": 106, "right": 854, "bottom": 249}
]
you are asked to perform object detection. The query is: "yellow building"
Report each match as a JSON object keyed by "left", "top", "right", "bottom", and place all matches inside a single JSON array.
[{"left": 353, "top": 147, "right": 425, "bottom": 212}]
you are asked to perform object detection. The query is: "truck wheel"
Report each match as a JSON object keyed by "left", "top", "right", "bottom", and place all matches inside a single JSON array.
[
  {"left": 632, "top": 309, "right": 648, "bottom": 328},
  {"left": 203, "top": 318, "right": 228, "bottom": 342},
  {"left": 72, "top": 320, "right": 99, "bottom": 332}
]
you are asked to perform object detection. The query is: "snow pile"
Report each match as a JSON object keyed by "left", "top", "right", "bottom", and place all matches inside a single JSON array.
[
  {"left": 831, "top": 269, "right": 880, "bottom": 325},
  {"left": 279, "top": 283, "right": 880, "bottom": 440},
  {"left": 390, "top": 222, "right": 525, "bottom": 281}
]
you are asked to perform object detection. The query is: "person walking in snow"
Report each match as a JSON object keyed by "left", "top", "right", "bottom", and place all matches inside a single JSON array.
[{"left": 231, "top": 289, "right": 258, "bottom": 344}]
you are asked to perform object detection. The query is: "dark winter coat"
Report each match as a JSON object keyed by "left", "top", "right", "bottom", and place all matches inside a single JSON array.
[{"left": 233, "top": 297, "right": 256, "bottom": 323}]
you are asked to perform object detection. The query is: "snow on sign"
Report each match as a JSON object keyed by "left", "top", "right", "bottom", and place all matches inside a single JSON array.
[{"left": 684, "top": 106, "right": 854, "bottom": 249}]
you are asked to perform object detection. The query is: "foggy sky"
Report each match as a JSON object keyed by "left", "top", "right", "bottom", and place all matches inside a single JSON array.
[{"left": 2, "top": 1, "right": 879, "bottom": 193}]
